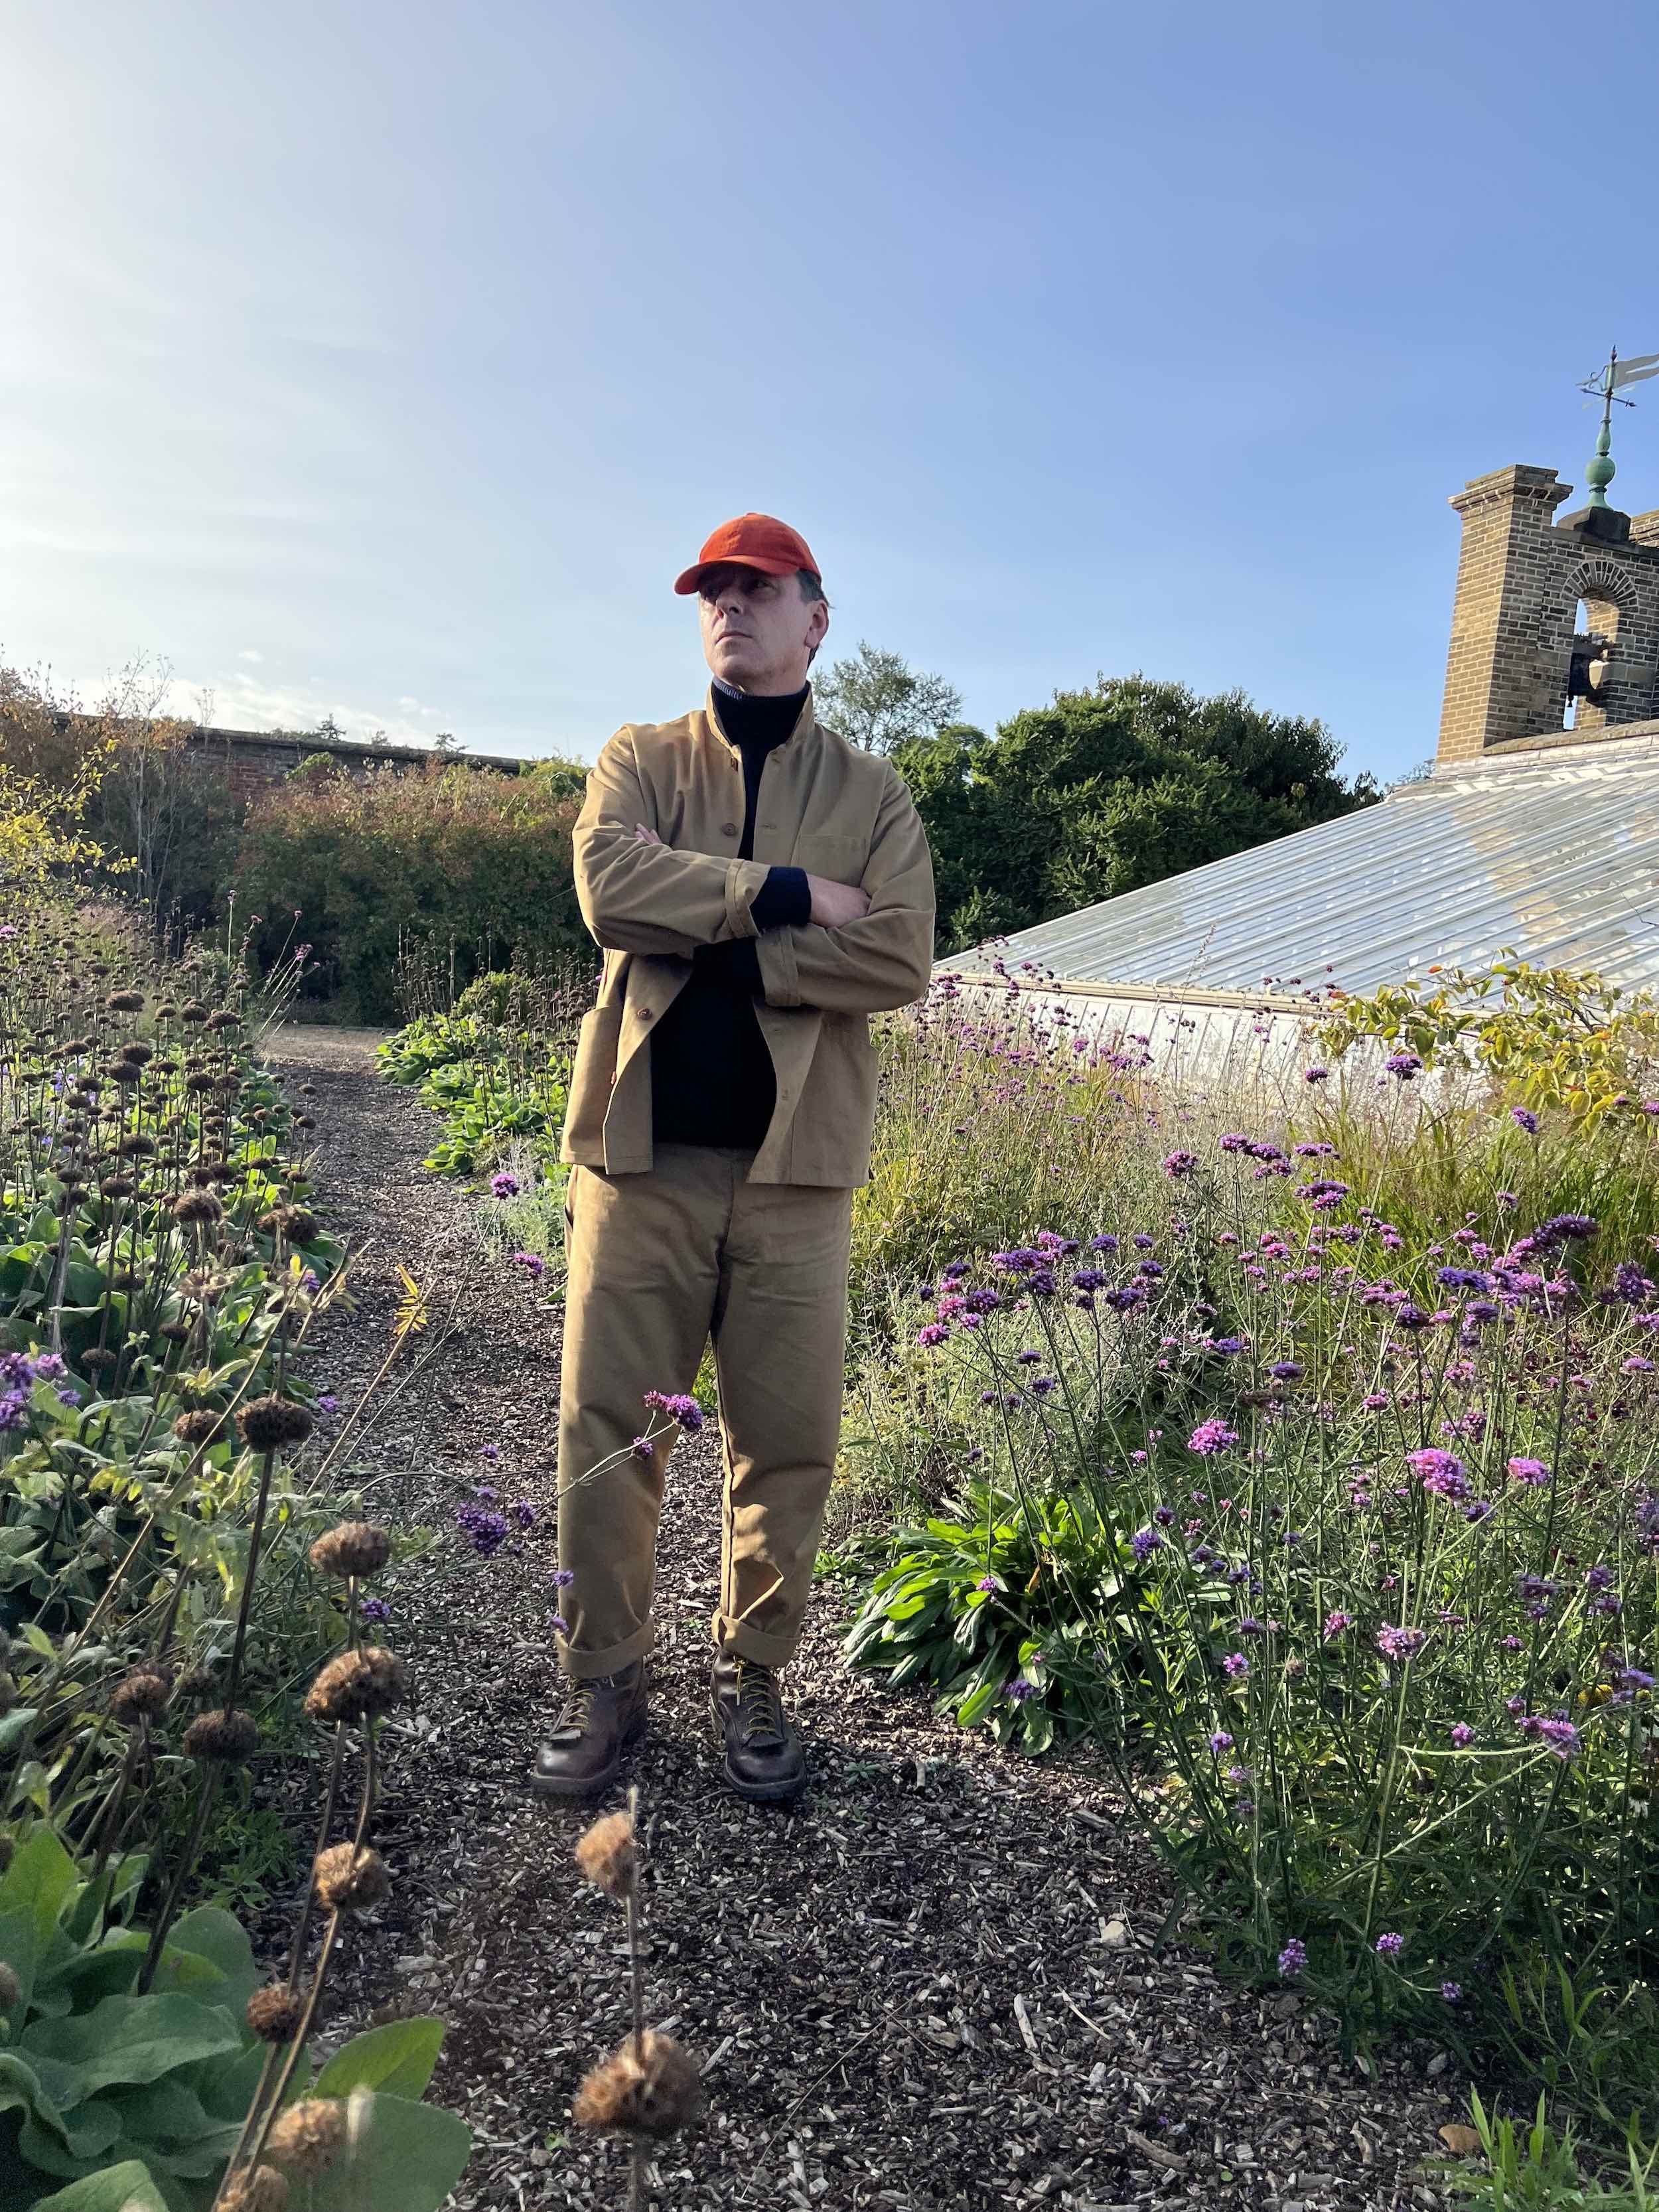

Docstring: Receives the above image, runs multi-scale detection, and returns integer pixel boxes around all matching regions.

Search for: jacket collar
[700,682,817,761]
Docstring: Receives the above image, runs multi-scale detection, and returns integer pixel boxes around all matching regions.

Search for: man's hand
[632,824,663,846]
[806,873,871,927]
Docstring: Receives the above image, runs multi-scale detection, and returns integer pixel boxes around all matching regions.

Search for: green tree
[816,641,962,754]
[892,674,1380,955]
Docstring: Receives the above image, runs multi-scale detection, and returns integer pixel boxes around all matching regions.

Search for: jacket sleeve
[573,728,772,958]
[755,769,936,1013]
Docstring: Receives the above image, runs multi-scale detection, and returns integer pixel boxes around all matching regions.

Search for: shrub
[235,760,589,1021]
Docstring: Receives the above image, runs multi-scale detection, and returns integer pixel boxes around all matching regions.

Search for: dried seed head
[575,1810,638,1901]
[173,1407,228,1447]
[155,999,179,1019]
[238,1395,315,1451]
[180,1001,208,1023]
[313,1843,390,1913]
[98,1175,135,1199]
[246,1982,305,2043]
[109,1665,173,1722]
[119,1040,155,1065]
[0,1961,19,2015]
[100,1058,143,1086]
[266,2098,348,2177]
[82,1347,119,1371]
[172,1189,223,1226]
[573,2031,703,2138]
[220,2163,289,2212]
[308,1522,391,1580]
[104,988,145,1013]
[206,1007,242,1031]
[177,1664,219,1699]
[304,1647,407,1726]
[183,1708,259,1764]
[158,1320,193,1344]
[260,1203,320,1246]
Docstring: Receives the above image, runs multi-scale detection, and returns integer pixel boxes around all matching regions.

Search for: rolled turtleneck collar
[711,674,809,749]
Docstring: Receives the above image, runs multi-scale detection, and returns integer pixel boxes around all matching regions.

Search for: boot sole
[528,1708,647,1800]
[709,1691,807,1802]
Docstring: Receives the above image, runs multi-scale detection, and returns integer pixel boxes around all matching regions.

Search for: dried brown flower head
[308,1522,391,1580]
[176,1664,219,1699]
[155,999,179,1019]
[98,1175,135,1199]
[182,1708,259,1764]
[266,2097,347,2177]
[82,1347,119,1372]
[173,1407,228,1447]
[294,1114,317,1130]
[99,1059,142,1086]
[158,1320,193,1345]
[246,1982,305,2043]
[119,1040,155,1065]
[220,2163,289,2211]
[0,1961,20,2016]
[304,1647,407,1726]
[117,1133,157,1158]
[206,1007,242,1031]
[180,1000,209,1023]
[171,1189,223,1227]
[109,1665,173,1722]
[575,1810,638,1901]
[104,988,145,1013]
[313,1843,390,1914]
[573,2031,703,2138]
[238,1395,315,1451]
[259,1203,319,1245]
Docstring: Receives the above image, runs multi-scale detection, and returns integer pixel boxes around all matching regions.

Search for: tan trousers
[555,1145,854,1681]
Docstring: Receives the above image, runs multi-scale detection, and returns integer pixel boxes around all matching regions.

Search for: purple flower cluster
[642,1390,705,1432]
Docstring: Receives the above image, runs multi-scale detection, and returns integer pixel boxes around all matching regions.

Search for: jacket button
[721,822,739,838]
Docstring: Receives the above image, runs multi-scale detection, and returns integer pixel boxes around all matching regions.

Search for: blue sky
[4,0,1657,782]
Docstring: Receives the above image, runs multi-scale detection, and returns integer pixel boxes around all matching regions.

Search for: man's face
[697,564,829,694]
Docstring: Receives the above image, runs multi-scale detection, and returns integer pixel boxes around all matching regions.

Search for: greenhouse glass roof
[936,735,1659,1001]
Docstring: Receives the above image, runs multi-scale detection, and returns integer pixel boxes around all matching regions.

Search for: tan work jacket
[563,687,935,1186]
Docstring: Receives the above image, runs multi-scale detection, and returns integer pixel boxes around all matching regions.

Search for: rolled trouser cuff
[558,1619,657,1681]
[710,1612,802,1669]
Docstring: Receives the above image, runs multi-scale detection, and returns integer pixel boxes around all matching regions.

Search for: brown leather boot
[530,1662,647,1799]
[711,1653,806,1802]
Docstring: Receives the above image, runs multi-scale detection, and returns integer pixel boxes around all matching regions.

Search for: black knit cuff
[750,865,810,932]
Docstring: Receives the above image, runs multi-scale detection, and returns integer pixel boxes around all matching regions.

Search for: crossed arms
[572,729,936,1015]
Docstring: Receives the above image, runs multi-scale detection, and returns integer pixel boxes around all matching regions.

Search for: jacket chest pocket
[792,830,868,887]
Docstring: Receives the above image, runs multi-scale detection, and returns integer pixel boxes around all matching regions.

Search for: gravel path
[268,1043,1461,2212]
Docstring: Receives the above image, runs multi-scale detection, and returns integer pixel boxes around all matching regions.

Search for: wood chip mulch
[262,1031,1463,2211]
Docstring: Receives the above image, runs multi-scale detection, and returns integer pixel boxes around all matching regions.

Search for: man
[532,512,935,1803]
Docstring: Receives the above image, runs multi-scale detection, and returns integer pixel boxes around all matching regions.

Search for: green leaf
[314,2017,445,2102]
[306,2091,471,2212]
[29,2160,171,2211]
[157,1909,259,2012]
[21,1992,241,2105]
[0,1828,80,1959]
[0,1708,38,1751]
[956,1679,1001,1728]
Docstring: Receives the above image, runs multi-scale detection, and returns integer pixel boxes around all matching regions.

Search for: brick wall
[183,727,528,807]
[1435,465,1659,767]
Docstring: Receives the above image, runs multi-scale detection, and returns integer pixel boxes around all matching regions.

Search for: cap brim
[673,553,800,595]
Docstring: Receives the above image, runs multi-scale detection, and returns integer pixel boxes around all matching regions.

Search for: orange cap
[674,512,821,595]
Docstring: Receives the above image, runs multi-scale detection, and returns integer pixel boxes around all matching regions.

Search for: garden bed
[286,1043,1460,2210]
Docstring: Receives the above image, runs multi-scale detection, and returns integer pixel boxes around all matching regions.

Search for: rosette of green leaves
[0,1827,470,2209]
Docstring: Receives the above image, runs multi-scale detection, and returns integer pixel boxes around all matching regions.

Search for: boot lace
[733,1660,784,1746]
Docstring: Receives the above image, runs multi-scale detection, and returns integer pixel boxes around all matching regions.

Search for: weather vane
[1576,344,1659,508]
